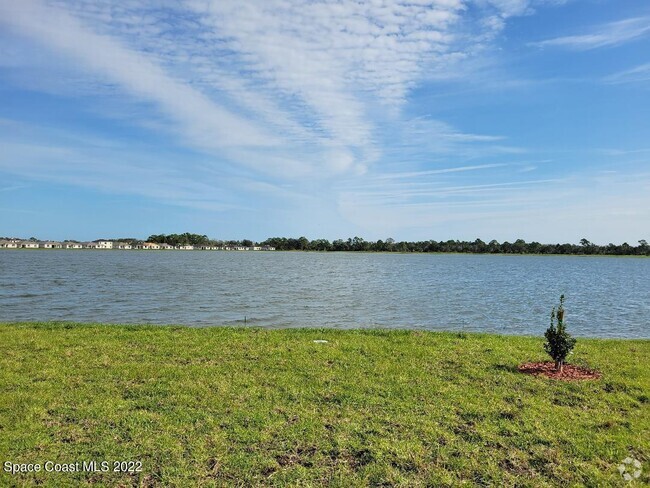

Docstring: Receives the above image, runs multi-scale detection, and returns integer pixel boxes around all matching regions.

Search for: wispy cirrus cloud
[0,117,317,213]
[375,163,508,180]
[0,184,30,192]
[531,16,650,50]
[337,171,650,242]
[604,62,650,84]
[0,1,278,148]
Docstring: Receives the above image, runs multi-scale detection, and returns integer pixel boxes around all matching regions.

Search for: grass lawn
[0,323,648,487]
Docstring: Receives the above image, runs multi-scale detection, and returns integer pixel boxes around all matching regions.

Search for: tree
[331,239,348,251]
[351,236,369,251]
[297,236,310,250]
[311,239,331,251]
[472,238,487,253]
[544,295,576,372]
[373,239,386,252]
[513,238,527,253]
[579,238,595,254]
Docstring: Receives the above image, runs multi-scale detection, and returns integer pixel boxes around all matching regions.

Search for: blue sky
[0,0,648,244]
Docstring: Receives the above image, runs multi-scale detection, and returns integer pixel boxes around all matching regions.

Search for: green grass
[0,323,648,487]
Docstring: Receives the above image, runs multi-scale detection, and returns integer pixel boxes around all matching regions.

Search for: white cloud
[376,163,508,179]
[183,0,472,169]
[480,0,532,18]
[531,16,650,50]
[0,0,278,151]
[604,62,650,84]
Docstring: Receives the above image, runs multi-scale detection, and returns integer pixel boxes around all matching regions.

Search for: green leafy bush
[544,294,577,371]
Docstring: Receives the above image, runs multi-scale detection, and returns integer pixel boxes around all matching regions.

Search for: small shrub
[544,294,576,372]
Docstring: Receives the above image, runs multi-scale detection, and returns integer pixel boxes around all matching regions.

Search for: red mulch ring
[518,361,602,381]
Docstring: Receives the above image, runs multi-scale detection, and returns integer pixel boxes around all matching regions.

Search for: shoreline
[2,321,649,340]
[1,248,649,257]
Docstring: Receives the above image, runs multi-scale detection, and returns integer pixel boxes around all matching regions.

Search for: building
[138,242,161,250]
[0,237,274,251]
[40,241,62,249]
[0,240,18,248]
[19,241,39,249]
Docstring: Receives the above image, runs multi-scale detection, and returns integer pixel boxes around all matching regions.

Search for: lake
[0,251,648,338]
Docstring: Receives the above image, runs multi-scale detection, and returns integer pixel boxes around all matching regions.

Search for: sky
[0,0,648,244]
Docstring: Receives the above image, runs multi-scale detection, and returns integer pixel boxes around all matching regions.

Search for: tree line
[258,237,650,255]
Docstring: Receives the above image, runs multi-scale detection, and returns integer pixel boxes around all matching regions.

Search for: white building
[40,241,62,249]
[138,242,161,250]
[115,242,132,250]
[177,245,194,250]
[0,240,18,248]
[64,242,83,249]
[20,241,39,249]
[95,240,113,249]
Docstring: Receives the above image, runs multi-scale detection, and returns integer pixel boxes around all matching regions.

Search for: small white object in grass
[618,456,642,480]
[313,340,328,344]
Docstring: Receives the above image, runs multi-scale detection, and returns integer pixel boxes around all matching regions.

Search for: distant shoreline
[4,235,647,256]
[1,248,648,257]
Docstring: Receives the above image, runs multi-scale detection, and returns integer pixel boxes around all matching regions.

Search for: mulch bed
[518,361,602,381]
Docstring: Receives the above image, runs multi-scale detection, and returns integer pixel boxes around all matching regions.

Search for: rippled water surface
[0,251,648,337]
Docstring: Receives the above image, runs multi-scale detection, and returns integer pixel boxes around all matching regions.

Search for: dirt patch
[518,361,601,381]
